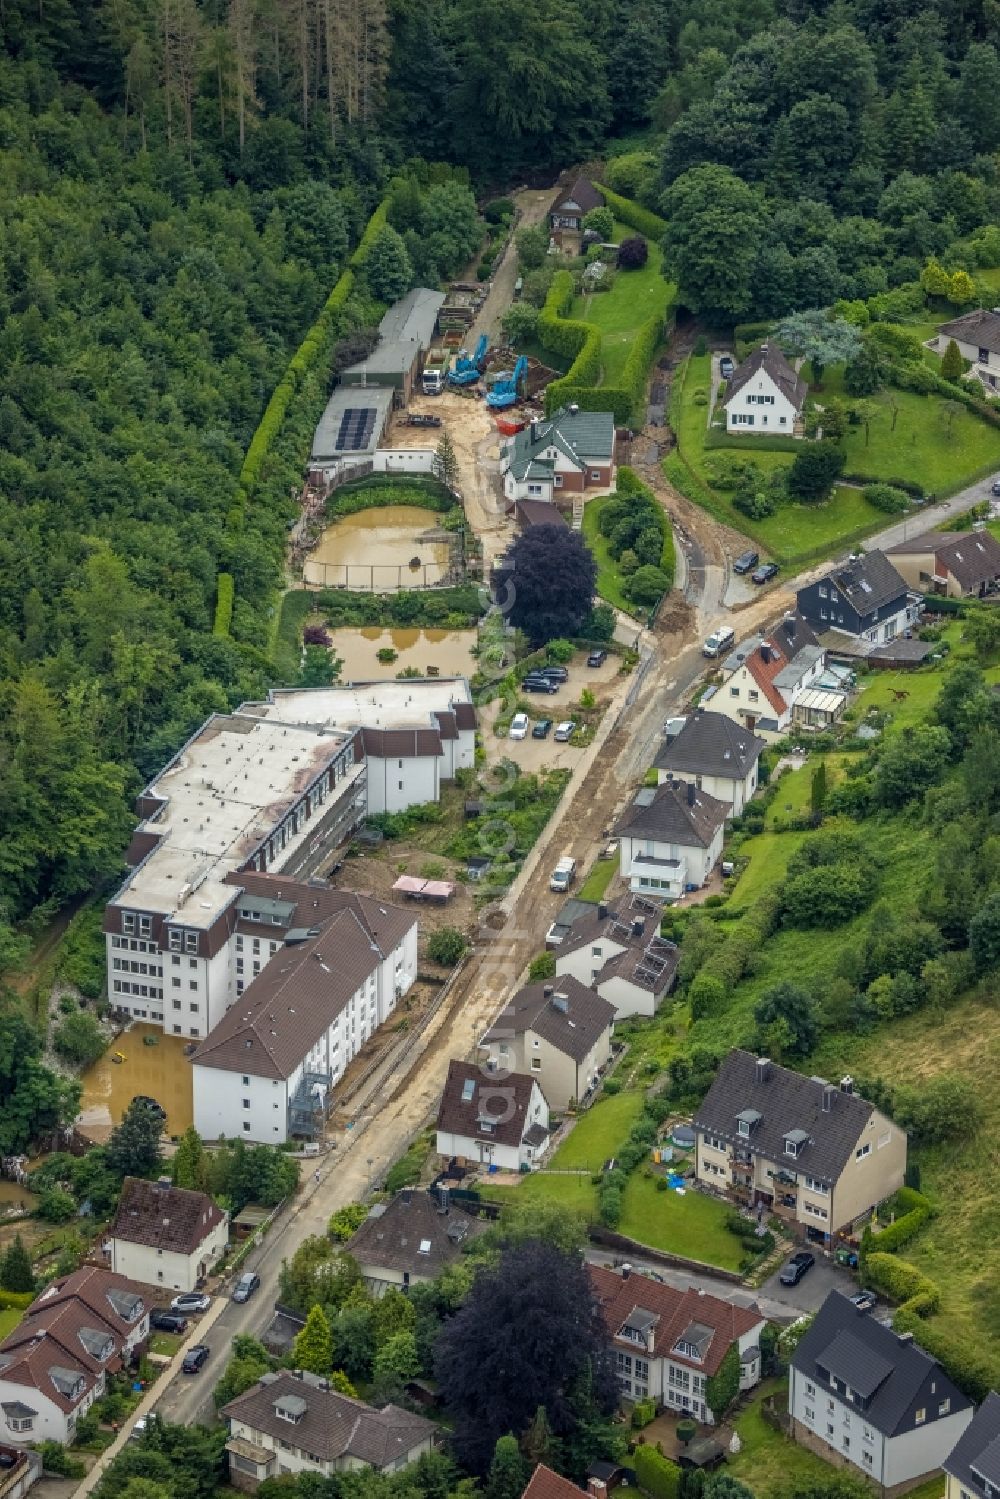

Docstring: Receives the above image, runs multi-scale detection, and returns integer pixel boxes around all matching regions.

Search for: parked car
[131,1095,165,1118]
[702,625,735,659]
[553,720,576,742]
[719,355,735,380]
[779,1251,815,1286]
[406,414,442,428]
[150,1310,188,1334]
[523,674,558,694]
[539,664,568,682]
[752,562,779,585]
[587,649,608,667]
[532,718,553,739]
[991,478,1000,496]
[171,1293,211,1314]
[733,550,760,575]
[509,713,529,741]
[182,1344,210,1374]
[232,1272,261,1304]
[850,1289,877,1312]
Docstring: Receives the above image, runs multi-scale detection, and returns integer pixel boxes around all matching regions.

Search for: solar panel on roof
[335,406,378,452]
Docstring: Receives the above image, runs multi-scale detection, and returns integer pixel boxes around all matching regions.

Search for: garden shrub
[863,483,910,514]
[603,1077,622,1095]
[631,1397,657,1429]
[633,1445,681,1499]
[426,928,467,966]
[705,1343,740,1420]
[618,236,649,270]
[0,1289,34,1310]
[863,1252,940,1314]
[597,184,668,241]
[483,198,514,224]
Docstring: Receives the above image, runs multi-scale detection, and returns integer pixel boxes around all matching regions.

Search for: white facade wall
[109,1219,228,1294]
[437,1081,550,1170]
[193,927,417,1143]
[364,754,440,815]
[372,449,438,474]
[555,938,626,989]
[0,1374,104,1448]
[595,974,658,1019]
[789,1365,973,1491]
[618,825,723,898]
[725,368,799,434]
[228,1415,433,1479]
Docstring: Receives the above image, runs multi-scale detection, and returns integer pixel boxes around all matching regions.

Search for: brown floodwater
[303,506,452,591]
[78,1024,194,1141]
[0,1180,38,1212]
[332,627,477,680]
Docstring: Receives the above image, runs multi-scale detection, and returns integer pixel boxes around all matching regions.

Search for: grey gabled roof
[944,1391,1000,1496]
[817,550,908,617]
[939,306,1000,356]
[481,975,616,1062]
[693,1050,877,1183]
[378,288,446,348]
[551,176,605,217]
[616,778,728,850]
[792,1292,971,1439]
[346,1189,487,1278]
[506,407,615,481]
[653,710,765,781]
[723,343,808,411]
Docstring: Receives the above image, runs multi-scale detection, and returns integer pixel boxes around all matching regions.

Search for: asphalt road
[862,470,1000,551]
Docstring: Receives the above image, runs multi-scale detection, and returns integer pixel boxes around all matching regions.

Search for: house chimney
[822,1083,836,1113]
[687,782,696,807]
[597,903,609,920]
[530,419,539,443]
[756,1057,771,1085]
[621,1263,631,1280]
[401,1189,412,1206]
[588,1481,608,1499]
[437,1184,450,1214]
[897,1331,914,1346]
[760,643,771,664]
[543,983,554,997]
[840,1075,854,1095]
[784,615,795,639]
[631,918,645,938]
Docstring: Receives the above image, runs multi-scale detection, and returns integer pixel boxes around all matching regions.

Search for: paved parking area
[759,1252,859,1315]
[480,652,623,772]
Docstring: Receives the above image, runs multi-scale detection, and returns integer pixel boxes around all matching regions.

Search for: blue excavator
[485,354,528,410]
[448,333,488,387]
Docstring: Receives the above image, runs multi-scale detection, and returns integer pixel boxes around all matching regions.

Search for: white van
[549,854,577,893]
[702,625,735,659]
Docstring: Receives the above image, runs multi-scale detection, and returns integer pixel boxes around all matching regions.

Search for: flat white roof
[255,678,473,732]
[117,713,360,927]
[795,689,846,712]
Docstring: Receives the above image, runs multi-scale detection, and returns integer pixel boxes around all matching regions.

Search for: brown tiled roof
[454,702,476,731]
[523,1466,585,1499]
[433,711,458,741]
[933,531,1000,591]
[190,907,403,1079]
[0,1268,149,1413]
[346,1189,487,1278]
[109,1178,226,1255]
[436,1059,547,1148]
[745,643,788,717]
[361,726,443,759]
[517,498,569,530]
[938,306,1000,356]
[724,343,808,411]
[551,176,604,217]
[616,779,728,849]
[588,1265,763,1374]
[230,873,415,957]
[222,1370,437,1467]
[482,976,615,1063]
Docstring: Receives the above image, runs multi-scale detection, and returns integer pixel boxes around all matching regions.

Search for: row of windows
[744,393,775,404]
[121,913,152,938]
[171,1001,199,1012]
[804,1201,828,1220]
[169,955,199,968]
[110,936,157,953]
[731,686,760,702]
[170,978,200,991]
[112,959,163,976]
[168,929,200,953]
[113,980,163,999]
[731,413,788,426]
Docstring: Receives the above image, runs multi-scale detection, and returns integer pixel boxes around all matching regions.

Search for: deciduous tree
[504,526,597,647]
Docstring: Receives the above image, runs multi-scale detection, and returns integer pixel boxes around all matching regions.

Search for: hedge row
[704,428,802,454]
[863,1187,936,1256]
[540,279,668,424]
[212,572,234,637]
[597,183,668,241]
[687,888,783,1018]
[539,272,602,375]
[215,196,390,636]
[842,472,926,499]
[0,1289,34,1310]
[633,1445,681,1499]
[864,1252,940,1315]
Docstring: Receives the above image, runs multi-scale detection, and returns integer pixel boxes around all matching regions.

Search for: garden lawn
[618,1174,744,1268]
[837,386,1000,497]
[850,659,959,737]
[727,1380,837,1499]
[730,829,809,905]
[0,1308,23,1339]
[582,494,634,614]
[578,857,617,903]
[484,1172,597,1214]
[550,1090,646,1170]
[764,755,852,829]
[572,230,674,386]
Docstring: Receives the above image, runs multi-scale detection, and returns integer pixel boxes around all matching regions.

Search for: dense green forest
[4,0,1000,959]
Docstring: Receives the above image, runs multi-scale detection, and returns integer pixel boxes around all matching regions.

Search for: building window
[172,978,180,989]
[243,1099,251,1110]
[189,981,198,991]
[863,1452,873,1468]
[939,1399,951,1416]
[243,1122,251,1132]
[7,1414,33,1432]
[531,1058,542,1070]
[749,690,759,702]
[242,1075,249,1085]
[805,1407,815,1422]
[139,915,152,938]
[804,1176,828,1194]
[915,1408,926,1425]
[173,1025,182,1034]
[122,913,136,935]
[184,931,198,953]
[591,470,601,481]
[189,1003,199,1013]
[863,1427,874,1443]
[856,1143,871,1161]
[979,347,989,363]
[172,1000,181,1011]
[805,1383,815,1397]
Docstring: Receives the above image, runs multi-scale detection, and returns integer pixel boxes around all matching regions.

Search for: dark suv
[733,550,760,575]
[522,674,558,694]
[232,1272,261,1304]
[779,1251,815,1286]
[150,1310,187,1334]
[182,1345,210,1374]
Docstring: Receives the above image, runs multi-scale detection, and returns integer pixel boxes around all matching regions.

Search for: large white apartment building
[103,680,473,1039]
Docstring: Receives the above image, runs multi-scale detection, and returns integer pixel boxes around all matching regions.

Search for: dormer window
[738,1119,750,1138]
[736,1109,761,1139]
[783,1129,809,1158]
[274,1395,307,1424]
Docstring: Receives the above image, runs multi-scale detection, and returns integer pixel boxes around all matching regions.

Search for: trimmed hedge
[863,1252,940,1315]
[351,198,390,268]
[212,572,234,637]
[540,276,668,424]
[597,183,668,241]
[633,1446,681,1499]
[0,1289,33,1310]
[842,472,926,499]
[704,429,802,454]
[864,1187,935,1256]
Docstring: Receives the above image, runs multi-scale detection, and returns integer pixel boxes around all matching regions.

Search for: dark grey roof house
[938,307,1000,357]
[549,176,605,231]
[223,1370,439,1483]
[723,344,808,413]
[617,778,728,850]
[345,1189,487,1294]
[797,550,911,646]
[654,710,765,815]
[944,1390,1000,1499]
[789,1292,972,1493]
[693,1051,907,1237]
[480,975,616,1109]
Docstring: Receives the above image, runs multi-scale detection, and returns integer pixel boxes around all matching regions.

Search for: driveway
[469,185,557,346]
[586,1246,812,1322]
[758,1252,858,1316]
[863,471,1000,551]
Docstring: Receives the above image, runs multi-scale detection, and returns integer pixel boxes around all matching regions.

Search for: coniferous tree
[0,1235,35,1294]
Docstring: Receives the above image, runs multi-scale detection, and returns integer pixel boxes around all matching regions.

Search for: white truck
[421,347,451,395]
[549,853,577,893]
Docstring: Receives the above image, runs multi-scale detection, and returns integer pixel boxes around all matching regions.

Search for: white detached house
[723,344,807,436]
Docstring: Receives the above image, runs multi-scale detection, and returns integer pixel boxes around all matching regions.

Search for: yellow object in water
[112,1051,126,1064]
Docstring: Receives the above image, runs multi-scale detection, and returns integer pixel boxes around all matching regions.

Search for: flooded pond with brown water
[303,506,452,591]
[330,627,477,681]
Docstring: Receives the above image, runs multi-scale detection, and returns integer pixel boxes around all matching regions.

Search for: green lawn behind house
[578,857,618,903]
[550,1090,646,1170]
[618,1174,744,1268]
[582,494,634,614]
[484,1172,598,1214]
[0,1308,23,1339]
[727,1381,840,1498]
[572,228,675,386]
